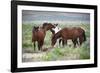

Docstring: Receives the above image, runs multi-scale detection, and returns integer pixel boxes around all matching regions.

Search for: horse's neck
[55,28,61,33]
[50,29,55,35]
[42,26,48,32]
[41,28,46,35]
[38,27,46,35]
[57,32,61,38]
[54,31,61,40]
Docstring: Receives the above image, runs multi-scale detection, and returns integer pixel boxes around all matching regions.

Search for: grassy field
[22,22,90,62]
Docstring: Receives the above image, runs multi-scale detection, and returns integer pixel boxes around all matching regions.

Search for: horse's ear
[37,26,39,29]
[34,26,37,29]
[54,24,56,26]
[54,24,58,26]
[56,24,58,26]
[33,26,35,29]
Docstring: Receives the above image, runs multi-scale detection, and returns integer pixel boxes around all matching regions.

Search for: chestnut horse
[32,26,45,51]
[51,27,86,47]
[32,23,55,51]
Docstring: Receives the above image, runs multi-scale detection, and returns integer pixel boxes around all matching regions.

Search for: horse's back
[61,27,78,34]
[61,27,81,39]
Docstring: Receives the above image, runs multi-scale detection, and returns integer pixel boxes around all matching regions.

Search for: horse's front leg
[37,41,41,51]
[62,39,66,47]
[65,40,67,46]
[59,39,62,47]
[40,41,44,51]
[33,42,36,51]
[37,41,40,51]
[38,41,44,51]
[79,36,84,46]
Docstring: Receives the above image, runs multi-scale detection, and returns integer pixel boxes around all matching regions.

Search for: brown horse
[51,24,72,47]
[61,27,86,47]
[32,26,45,51]
[32,23,55,51]
[51,27,86,47]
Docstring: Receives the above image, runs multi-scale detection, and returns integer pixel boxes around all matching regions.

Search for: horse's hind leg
[65,40,67,46]
[76,38,80,46]
[74,39,79,46]
[40,41,44,51]
[62,39,65,47]
[79,36,84,46]
[62,39,67,47]
[38,42,41,51]
[38,41,43,51]
[72,39,77,48]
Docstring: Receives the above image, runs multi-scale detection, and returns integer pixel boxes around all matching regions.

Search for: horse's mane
[42,23,48,28]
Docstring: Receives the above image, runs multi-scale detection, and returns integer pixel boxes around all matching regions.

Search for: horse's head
[33,26,39,32]
[54,23,58,27]
[42,23,55,31]
[51,24,61,34]
[42,23,48,29]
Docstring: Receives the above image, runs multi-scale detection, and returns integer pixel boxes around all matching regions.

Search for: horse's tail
[83,31,86,42]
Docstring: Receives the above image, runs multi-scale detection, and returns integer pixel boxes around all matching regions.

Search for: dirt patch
[22,47,53,62]
[22,52,46,62]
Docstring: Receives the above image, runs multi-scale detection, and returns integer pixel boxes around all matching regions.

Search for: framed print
[11,1,97,72]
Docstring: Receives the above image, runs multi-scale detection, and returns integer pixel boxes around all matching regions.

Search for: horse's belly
[63,35,73,39]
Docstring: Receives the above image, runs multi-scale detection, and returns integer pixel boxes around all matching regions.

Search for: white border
[17,5,94,68]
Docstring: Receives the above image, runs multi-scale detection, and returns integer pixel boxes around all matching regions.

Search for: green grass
[22,23,90,61]
[42,41,90,61]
